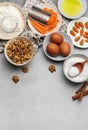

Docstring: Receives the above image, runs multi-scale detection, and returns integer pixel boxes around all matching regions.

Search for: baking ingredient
[1,16,17,32]
[72,81,88,101]
[46,43,60,57]
[75,22,80,29]
[80,28,84,36]
[70,30,76,36]
[84,31,88,35]
[30,8,59,34]
[12,75,19,83]
[6,38,33,64]
[50,32,63,44]
[22,67,29,73]
[85,22,88,29]
[85,39,88,42]
[79,21,84,28]
[0,4,25,35]
[64,56,88,82]
[68,66,79,77]
[61,0,82,17]
[79,39,84,45]
[83,34,88,39]
[74,36,80,42]
[69,20,88,46]
[73,26,79,33]
[59,42,71,57]
[48,64,56,73]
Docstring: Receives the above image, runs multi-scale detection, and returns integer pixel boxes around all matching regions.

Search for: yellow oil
[61,0,82,17]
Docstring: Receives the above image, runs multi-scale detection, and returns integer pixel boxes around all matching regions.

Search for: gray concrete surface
[0,0,88,130]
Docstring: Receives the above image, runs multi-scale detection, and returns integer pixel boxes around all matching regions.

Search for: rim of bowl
[4,36,34,66]
[63,53,88,83]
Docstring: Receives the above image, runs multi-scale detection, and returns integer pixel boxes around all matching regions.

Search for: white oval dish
[58,0,87,19]
[63,54,88,83]
[28,4,62,36]
[67,17,88,48]
[43,31,74,61]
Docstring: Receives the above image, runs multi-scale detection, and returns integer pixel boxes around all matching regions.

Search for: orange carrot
[85,22,88,29]
[79,22,84,28]
[84,31,88,35]
[30,8,59,34]
[80,28,84,36]
[70,30,76,36]
[85,39,88,42]
[30,20,47,34]
[83,34,88,39]
[80,39,84,45]
[75,22,80,29]
[73,26,79,33]
[74,36,80,42]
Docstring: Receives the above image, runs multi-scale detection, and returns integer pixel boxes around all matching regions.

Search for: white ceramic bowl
[58,0,87,19]
[43,31,74,61]
[63,54,88,83]
[4,37,34,66]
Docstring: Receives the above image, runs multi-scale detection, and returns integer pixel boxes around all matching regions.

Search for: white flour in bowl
[0,3,26,39]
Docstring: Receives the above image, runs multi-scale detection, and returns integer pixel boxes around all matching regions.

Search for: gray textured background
[0,0,88,130]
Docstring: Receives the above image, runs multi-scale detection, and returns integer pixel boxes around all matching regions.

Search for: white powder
[2,16,17,32]
[0,5,25,34]
[68,66,79,77]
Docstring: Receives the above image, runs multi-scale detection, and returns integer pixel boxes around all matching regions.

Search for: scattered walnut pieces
[48,64,56,73]
[7,38,33,64]
[22,66,29,73]
[12,75,19,83]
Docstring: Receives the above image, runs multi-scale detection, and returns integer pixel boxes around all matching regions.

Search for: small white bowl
[4,37,34,66]
[43,31,74,61]
[58,0,87,19]
[63,54,88,83]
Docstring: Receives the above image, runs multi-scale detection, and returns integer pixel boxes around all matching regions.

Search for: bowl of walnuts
[4,37,34,66]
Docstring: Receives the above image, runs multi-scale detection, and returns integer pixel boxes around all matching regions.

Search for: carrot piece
[80,28,84,36]
[75,22,80,29]
[70,30,76,36]
[84,31,88,35]
[30,20,47,34]
[79,39,84,45]
[85,39,88,42]
[85,22,88,29]
[79,22,84,28]
[74,36,80,42]
[73,26,79,33]
[83,34,88,39]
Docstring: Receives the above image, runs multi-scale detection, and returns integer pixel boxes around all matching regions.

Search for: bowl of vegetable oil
[58,0,87,19]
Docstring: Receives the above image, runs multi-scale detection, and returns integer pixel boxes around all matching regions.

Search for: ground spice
[12,75,19,83]
[48,65,56,73]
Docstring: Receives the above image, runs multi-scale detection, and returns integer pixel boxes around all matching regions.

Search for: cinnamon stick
[79,81,88,101]
[72,90,88,101]
[76,81,88,94]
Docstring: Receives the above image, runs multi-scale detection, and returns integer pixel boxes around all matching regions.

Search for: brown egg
[50,32,64,45]
[46,43,60,57]
[60,42,71,57]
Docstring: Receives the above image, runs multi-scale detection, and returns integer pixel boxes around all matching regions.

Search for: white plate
[63,54,88,83]
[43,31,74,61]
[0,2,26,40]
[28,4,62,36]
[58,0,87,19]
[67,17,88,48]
